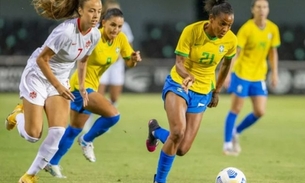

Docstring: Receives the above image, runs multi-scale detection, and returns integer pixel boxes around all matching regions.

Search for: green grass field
[0,93,304,183]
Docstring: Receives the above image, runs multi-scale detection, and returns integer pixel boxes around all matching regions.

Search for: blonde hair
[32,0,91,20]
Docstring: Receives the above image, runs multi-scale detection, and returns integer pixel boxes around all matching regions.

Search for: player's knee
[106,114,120,127]
[22,130,40,143]
[254,110,264,117]
[169,127,185,143]
[176,148,189,156]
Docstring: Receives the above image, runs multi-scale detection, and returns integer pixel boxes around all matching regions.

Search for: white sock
[16,113,39,143]
[223,142,233,150]
[27,127,65,175]
[83,114,94,133]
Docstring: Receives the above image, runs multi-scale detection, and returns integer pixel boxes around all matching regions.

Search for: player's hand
[271,73,278,88]
[57,85,75,101]
[182,75,194,93]
[208,91,219,108]
[131,51,142,63]
[79,88,89,107]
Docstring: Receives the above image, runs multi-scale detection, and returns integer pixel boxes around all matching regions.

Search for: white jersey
[27,18,101,80]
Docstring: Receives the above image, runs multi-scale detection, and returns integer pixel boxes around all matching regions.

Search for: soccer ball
[215,167,246,183]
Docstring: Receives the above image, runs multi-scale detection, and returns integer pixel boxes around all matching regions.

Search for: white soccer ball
[215,167,246,183]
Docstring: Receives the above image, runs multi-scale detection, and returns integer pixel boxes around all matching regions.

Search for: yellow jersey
[232,19,281,81]
[171,21,237,94]
[70,28,133,91]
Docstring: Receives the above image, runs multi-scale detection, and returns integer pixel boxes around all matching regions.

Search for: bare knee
[25,128,43,140]
[253,110,265,118]
[176,147,190,156]
[168,127,185,144]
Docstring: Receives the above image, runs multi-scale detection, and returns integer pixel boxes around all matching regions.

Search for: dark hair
[250,0,268,18]
[102,8,123,20]
[32,0,93,20]
[204,0,233,16]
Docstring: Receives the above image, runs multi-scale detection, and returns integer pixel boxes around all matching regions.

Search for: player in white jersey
[4,0,102,182]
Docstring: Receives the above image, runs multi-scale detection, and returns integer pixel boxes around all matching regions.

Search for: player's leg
[6,68,45,143]
[175,91,210,156]
[21,95,67,182]
[46,89,92,177]
[235,80,268,134]
[78,91,120,162]
[223,73,247,154]
[153,92,188,183]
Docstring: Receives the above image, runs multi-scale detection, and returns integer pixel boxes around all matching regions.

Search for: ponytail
[32,0,80,20]
[204,0,233,16]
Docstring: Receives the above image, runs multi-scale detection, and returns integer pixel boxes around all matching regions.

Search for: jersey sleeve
[236,24,248,49]
[120,33,134,60]
[86,28,101,56]
[225,35,237,59]
[45,26,70,54]
[271,25,281,48]
[174,25,193,57]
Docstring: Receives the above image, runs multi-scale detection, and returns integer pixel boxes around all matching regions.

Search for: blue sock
[83,115,120,142]
[155,150,175,183]
[154,128,169,144]
[50,126,82,165]
[224,111,237,142]
[236,113,259,134]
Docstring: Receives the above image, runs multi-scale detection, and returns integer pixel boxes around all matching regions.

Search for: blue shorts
[70,88,95,114]
[162,75,212,113]
[227,73,268,97]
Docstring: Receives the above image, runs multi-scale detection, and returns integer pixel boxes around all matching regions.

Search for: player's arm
[268,47,279,87]
[175,54,194,92]
[77,55,89,106]
[36,46,75,100]
[208,57,232,108]
[125,51,142,68]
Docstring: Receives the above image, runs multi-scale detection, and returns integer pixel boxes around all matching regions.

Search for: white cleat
[44,164,67,178]
[78,134,96,162]
[223,148,239,156]
[232,133,242,154]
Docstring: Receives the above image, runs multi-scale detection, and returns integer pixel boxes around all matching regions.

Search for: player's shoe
[232,133,241,154]
[18,173,38,183]
[5,103,23,130]
[78,134,96,162]
[146,119,160,152]
[44,163,67,178]
[223,147,239,156]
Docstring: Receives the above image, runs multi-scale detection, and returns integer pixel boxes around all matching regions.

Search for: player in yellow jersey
[223,0,280,156]
[145,0,237,182]
[44,8,142,178]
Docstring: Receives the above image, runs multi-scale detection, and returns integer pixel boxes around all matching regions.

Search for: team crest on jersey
[85,40,91,48]
[116,47,120,54]
[219,45,225,53]
[268,33,273,39]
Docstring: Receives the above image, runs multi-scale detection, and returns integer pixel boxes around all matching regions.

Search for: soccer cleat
[18,173,38,183]
[223,148,239,156]
[146,119,160,152]
[44,163,67,178]
[5,103,23,130]
[232,133,242,154]
[78,134,96,162]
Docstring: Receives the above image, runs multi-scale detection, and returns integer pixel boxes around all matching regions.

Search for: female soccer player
[145,0,237,182]
[223,0,280,156]
[44,7,141,178]
[83,0,134,132]
[99,0,134,106]
[4,0,102,182]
